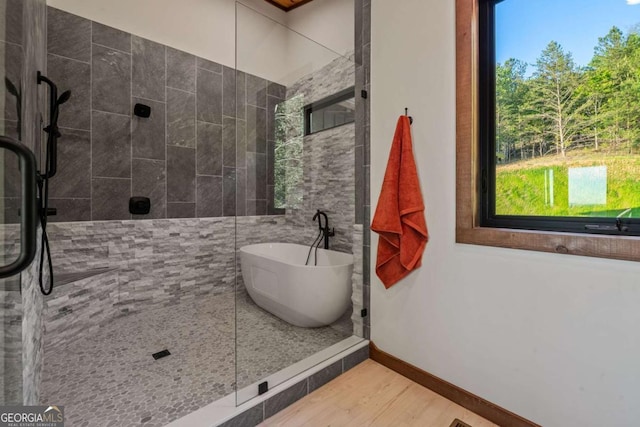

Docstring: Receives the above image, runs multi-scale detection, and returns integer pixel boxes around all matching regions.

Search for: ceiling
[263,0,315,12]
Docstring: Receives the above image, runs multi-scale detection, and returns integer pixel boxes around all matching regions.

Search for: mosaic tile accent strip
[41,291,352,427]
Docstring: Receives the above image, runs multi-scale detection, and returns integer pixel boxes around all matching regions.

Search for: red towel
[371,116,428,288]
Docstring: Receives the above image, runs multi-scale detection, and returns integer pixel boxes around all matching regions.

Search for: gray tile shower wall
[21,0,47,406]
[287,123,355,254]
[246,73,281,217]
[45,7,286,222]
[0,227,44,407]
[284,54,356,254]
[46,218,237,312]
[22,229,46,406]
[0,223,24,405]
[287,54,355,107]
[45,216,303,312]
[43,271,119,352]
[1,0,24,224]
[0,225,20,276]
[0,289,22,404]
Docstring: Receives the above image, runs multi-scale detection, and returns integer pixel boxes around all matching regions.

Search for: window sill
[456,226,640,261]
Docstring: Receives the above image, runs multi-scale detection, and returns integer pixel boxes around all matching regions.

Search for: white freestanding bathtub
[240,243,354,328]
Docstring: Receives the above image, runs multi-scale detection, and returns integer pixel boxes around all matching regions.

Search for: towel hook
[404,108,413,125]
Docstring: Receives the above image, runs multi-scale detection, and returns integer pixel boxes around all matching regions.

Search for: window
[274,95,304,210]
[456,0,640,261]
[304,87,355,135]
[478,0,640,236]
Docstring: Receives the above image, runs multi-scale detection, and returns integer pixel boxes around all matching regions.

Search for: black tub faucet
[313,209,335,249]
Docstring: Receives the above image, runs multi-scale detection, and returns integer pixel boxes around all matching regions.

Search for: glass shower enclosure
[0,0,365,424]
[235,2,364,405]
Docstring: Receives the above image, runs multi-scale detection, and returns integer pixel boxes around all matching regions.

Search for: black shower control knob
[134,103,151,118]
[129,197,151,215]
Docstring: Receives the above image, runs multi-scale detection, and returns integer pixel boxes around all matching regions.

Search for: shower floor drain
[152,349,171,360]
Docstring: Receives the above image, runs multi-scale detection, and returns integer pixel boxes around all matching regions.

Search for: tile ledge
[55,267,118,287]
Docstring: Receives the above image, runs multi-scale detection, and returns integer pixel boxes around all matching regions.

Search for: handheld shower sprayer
[36,72,72,295]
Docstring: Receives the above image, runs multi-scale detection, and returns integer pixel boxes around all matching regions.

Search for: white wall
[47,0,353,86]
[236,3,291,82]
[47,0,284,68]
[370,1,640,426]
[287,0,354,56]
[235,2,343,86]
[282,0,354,86]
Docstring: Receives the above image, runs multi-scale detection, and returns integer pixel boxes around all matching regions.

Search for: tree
[590,27,640,152]
[273,95,304,209]
[495,26,640,160]
[495,59,528,162]
[528,41,588,157]
[579,66,612,150]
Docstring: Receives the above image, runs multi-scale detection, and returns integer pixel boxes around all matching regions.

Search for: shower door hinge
[258,381,269,395]
[361,90,368,99]
[361,308,368,318]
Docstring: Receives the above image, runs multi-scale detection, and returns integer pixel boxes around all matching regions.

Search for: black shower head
[57,90,71,105]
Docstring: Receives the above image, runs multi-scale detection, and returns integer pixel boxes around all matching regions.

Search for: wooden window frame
[455,0,640,262]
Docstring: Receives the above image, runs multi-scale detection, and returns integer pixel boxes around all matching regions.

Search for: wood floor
[260,360,498,427]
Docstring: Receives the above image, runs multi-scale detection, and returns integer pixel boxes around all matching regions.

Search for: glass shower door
[1,0,27,405]
[235,2,362,406]
[0,137,25,405]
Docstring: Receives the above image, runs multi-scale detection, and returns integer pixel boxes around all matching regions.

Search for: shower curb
[166,339,369,427]
[218,342,369,427]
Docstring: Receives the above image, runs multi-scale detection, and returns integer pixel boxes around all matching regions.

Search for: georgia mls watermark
[0,406,64,427]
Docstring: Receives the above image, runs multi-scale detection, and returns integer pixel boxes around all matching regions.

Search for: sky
[496,0,640,71]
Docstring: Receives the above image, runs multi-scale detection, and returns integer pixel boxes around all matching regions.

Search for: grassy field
[496,153,640,218]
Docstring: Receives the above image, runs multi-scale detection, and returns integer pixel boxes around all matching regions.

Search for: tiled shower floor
[41,291,351,427]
